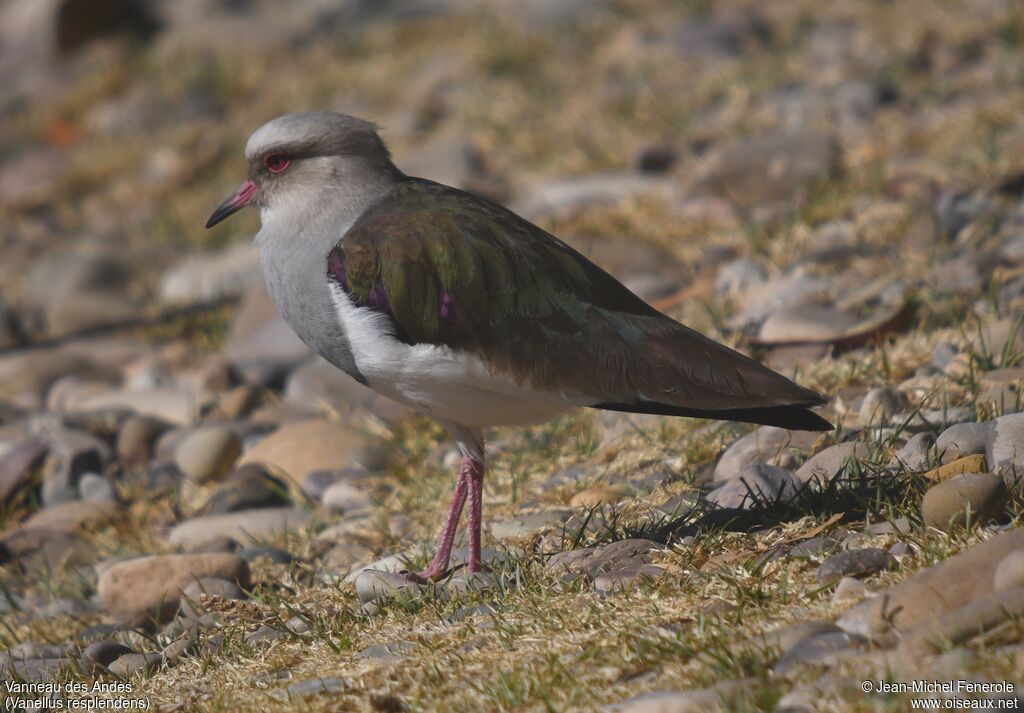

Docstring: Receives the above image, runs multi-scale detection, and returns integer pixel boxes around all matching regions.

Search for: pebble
[796,442,870,486]
[39,424,108,506]
[161,636,198,663]
[889,432,934,471]
[713,426,818,481]
[116,415,171,466]
[936,422,992,463]
[322,480,372,514]
[108,652,162,678]
[592,565,666,593]
[987,413,1024,482]
[302,468,359,501]
[546,539,661,582]
[788,533,845,559]
[97,553,250,626]
[757,304,859,345]
[921,472,1008,532]
[772,630,865,675]
[714,258,767,296]
[0,438,46,505]
[179,577,245,618]
[994,551,1024,591]
[280,677,348,699]
[704,463,800,510]
[569,485,630,508]
[354,570,425,605]
[239,419,369,484]
[858,386,907,426]
[174,425,241,484]
[195,463,291,516]
[356,640,415,664]
[831,576,872,607]
[838,528,1024,641]
[817,548,897,586]
[611,679,754,713]
[166,507,311,549]
[78,472,116,503]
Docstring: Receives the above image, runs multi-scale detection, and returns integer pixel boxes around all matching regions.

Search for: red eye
[264,153,291,173]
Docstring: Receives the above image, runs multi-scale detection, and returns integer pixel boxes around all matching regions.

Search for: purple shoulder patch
[327,249,347,289]
[439,288,458,325]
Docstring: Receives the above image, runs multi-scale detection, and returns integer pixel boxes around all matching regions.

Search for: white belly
[328,283,570,429]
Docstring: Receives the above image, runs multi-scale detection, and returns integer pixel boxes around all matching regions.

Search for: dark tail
[592,399,833,431]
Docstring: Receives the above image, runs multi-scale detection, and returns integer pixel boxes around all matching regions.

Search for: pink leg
[415,457,470,581]
[465,455,485,573]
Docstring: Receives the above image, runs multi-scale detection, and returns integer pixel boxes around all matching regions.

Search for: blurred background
[1,0,1024,706]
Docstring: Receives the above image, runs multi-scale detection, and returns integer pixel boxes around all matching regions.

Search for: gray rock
[195,463,291,516]
[116,415,172,467]
[937,422,992,463]
[889,432,934,471]
[858,386,908,426]
[773,631,865,675]
[994,551,1024,592]
[38,423,109,506]
[354,570,425,605]
[108,652,162,678]
[174,425,241,484]
[987,413,1024,483]
[714,258,767,296]
[237,545,294,565]
[512,173,674,220]
[921,472,1008,532]
[167,507,312,549]
[301,468,358,501]
[713,426,818,481]
[757,304,860,344]
[592,565,666,593]
[158,243,259,305]
[796,442,870,486]
[546,539,661,582]
[322,480,371,514]
[610,679,755,713]
[443,571,498,598]
[788,533,846,559]
[704,463,800,510]
[160,636,198,663]
[356,640,416,664]
[755,620,841,653]
[180,577,245,618]
[0,437,46,505]
[831,576,872,606]
[281,676,347,699]
[817,548,898,586]
[78,472,116,503]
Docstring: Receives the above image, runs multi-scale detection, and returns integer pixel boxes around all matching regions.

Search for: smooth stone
[354,570,425,605]
[713,426,818,481]
[897,586,1024,661]
[831,576,872,606]
[0,438,46,505]
[610,679,754,713]
[592,565,666,593]
[547,539,661,581]
[116,415,172,466]
[38,424,108,506]
[755,620,841,654]
[714,258,767,296]
[322,480,371,514]
[108,652,162,678]
[837,528,1024,641]
[65,387,205,426]
[704,463,799,510]
[97,553,250,626]
[19,499,116,532]
[356,640,416,664]
[937,422,992,463]
[921,473,1008,532]
[3,641,63,662]
[443,571,498,598]
[5,657,69,683]
[81,640,131,674]
[345,553,410,584]
[78,472,116,503]
[796,442,870,486]
[167,507,312,549]
[490,509,573,540]
[994,551,1024,591]
[157,242,259,305]
[772,631,864,675]
[788,533,845,558]
[757,304,859,344]
[174,425,241,484]
[237,545,295,565]
[302,468,360,501]
[180,577,245,618]
[987,413,1024,483]
[889,432,934,471]
[817,548,897,586]
[282,677,348,698]
[161,636,198,662]
[195,463,291,516]
[858,386,908,426]
[239,419,369,483]
[511,172,673,219]
[922,454,988,482]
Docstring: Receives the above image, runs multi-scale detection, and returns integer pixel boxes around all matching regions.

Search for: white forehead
[245,116,300,160]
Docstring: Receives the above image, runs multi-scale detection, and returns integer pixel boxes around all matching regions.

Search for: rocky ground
[1,0,1024,710]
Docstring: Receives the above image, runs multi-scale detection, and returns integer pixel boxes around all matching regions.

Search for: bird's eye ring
[264,153,291,174]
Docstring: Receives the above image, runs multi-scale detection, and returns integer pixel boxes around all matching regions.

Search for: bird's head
[205,111,399,229]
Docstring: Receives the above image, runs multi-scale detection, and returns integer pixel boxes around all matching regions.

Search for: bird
[206,111,831,581]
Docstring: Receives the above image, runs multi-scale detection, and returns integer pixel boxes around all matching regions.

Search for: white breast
[326,282,569,429]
